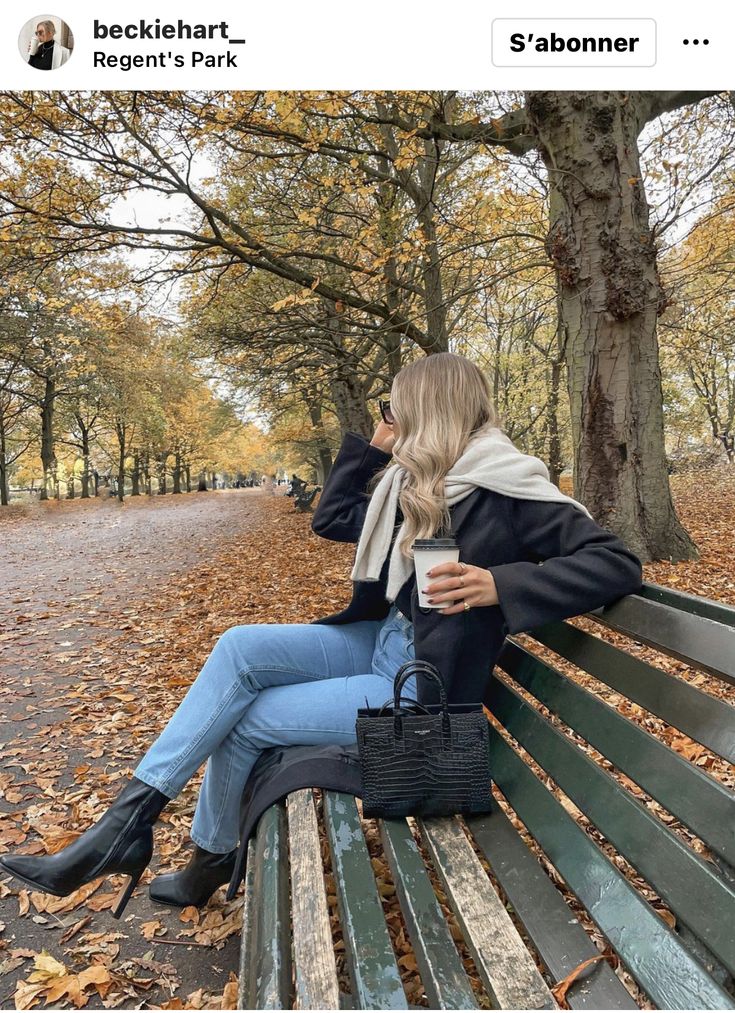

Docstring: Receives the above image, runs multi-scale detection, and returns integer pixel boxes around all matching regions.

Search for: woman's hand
[370,420,396,455]
[423,561,499,615]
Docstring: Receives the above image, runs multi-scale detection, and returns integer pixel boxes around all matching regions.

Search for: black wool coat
[225,431,644,900]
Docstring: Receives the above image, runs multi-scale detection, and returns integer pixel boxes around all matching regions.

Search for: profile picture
[18,15,74,70]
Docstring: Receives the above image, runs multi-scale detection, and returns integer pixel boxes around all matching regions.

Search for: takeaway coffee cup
[28,35,40,56]
[412,538,460,608]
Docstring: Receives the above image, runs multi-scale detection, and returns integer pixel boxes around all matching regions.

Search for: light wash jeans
[133,604,416,853]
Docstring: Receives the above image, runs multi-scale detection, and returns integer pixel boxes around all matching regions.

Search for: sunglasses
[379,399,394,425]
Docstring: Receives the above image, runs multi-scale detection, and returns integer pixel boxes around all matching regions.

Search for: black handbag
[355,659,493,819]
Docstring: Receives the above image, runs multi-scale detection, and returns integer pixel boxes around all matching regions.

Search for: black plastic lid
[412,538,458,549]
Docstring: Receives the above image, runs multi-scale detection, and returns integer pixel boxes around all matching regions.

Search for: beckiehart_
[93,20,231,40]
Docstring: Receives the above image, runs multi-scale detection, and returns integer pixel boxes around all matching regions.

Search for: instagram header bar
[2,0,731,88]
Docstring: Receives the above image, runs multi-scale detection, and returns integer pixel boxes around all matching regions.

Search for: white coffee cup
[412,538,460,608]
[29,36,40,56]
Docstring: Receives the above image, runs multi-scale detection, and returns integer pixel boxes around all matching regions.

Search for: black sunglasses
[379,399,394,425]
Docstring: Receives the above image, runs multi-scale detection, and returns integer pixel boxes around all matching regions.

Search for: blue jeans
[133,604,416,852]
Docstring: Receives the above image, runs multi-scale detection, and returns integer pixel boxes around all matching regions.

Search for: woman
[0,353,643,917]
[27,21,72,70]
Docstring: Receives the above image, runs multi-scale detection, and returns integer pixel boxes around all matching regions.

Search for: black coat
[225,431,644,899]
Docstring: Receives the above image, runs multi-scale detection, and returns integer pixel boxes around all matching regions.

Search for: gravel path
[1,490,266,613]
[0,489,275,1010]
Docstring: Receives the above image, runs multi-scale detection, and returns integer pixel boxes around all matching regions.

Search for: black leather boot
[0,777,171,919]
[149,844,238,908]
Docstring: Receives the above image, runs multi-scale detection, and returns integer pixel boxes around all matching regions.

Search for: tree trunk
[376,105,449,351]
[0,410,8,506]
[198,472,207,492]
[131,453,141,496]
[67,476,75,499]
[185,464,191,492]
[80,425,90,498]
[158,452,168,494]
[305,395,333,484]
[39,376,56,502]
[527,90,698,561]
[116,422,126,502]
[324,314,374,438]
[546,354,565,488]
[330,369,374,438]
[0,459,7,506]
[414,159,448,350]
[172,450,182,494]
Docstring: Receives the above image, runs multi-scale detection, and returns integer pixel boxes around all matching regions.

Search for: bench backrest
[488,580,735,1009]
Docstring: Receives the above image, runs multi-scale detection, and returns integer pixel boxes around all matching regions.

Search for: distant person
[27,21,71,70]
[0,353,643,917]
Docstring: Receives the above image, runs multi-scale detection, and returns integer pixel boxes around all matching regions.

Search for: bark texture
[526,90,698,561]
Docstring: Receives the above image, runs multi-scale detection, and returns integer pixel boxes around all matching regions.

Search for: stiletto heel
[0,777,170,913]
[111,864,145,919]
[108,830,153,919]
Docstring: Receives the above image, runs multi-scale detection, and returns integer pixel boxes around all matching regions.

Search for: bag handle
[393,659,448,712]
[390,660,451,745]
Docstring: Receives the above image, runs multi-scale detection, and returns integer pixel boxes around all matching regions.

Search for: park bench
[285,474,323,512]
[236,580,735,1010]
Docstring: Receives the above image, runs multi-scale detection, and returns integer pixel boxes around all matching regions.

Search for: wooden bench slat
[639,581,735,627]
[238,805,291,1010]
[466,805,638,1010]
[237,837,258,1011]
[500,638,735,866]
[488,675,735,975]
[323,792,406,1010]
[486,722,735,1010]
[526,622,735,764]
[587,594,735,686]
[379,818,478,1010]
[287,790,341,1010]
[418,816,557,1010]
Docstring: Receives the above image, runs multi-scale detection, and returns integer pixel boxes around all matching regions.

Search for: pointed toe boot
[149,844,238,908]
[0,776,170,919]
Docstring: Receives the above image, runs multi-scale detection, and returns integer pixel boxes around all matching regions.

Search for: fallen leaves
[29,881,102,915]
[176,906,242,947]
[14,949,113,1010]
[551,953,613,1005]
[2,471,733,1010]
[141,919,167,940]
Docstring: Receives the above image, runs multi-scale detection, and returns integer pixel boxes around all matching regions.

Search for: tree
[659,201,735,464]
[1,90,732,557]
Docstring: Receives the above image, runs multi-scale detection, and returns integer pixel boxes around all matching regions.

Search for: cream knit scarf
[350,422,594,602]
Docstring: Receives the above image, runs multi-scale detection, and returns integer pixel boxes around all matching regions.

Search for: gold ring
[459,575,465,587]
[463,600,470,612]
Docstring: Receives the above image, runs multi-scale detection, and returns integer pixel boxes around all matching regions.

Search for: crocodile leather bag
[355,659,493,819]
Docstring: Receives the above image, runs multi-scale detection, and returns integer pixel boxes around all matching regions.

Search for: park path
[0,488,298,1011]
[1,490,268,613]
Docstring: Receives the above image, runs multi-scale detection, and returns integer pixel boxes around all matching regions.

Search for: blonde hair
[369,352,499,559]
[37,20,56,34]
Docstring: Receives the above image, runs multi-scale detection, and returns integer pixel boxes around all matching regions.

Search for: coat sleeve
[487,497,644,635]
[311,432,393,543]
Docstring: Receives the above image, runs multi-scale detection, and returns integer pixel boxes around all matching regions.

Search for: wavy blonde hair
[369,352,499,559]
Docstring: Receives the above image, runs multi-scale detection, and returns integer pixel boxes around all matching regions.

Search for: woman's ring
[459,575,465,586]
[463,600,471,612]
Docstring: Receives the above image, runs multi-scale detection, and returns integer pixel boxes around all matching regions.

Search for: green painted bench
[237,581,735,1010]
